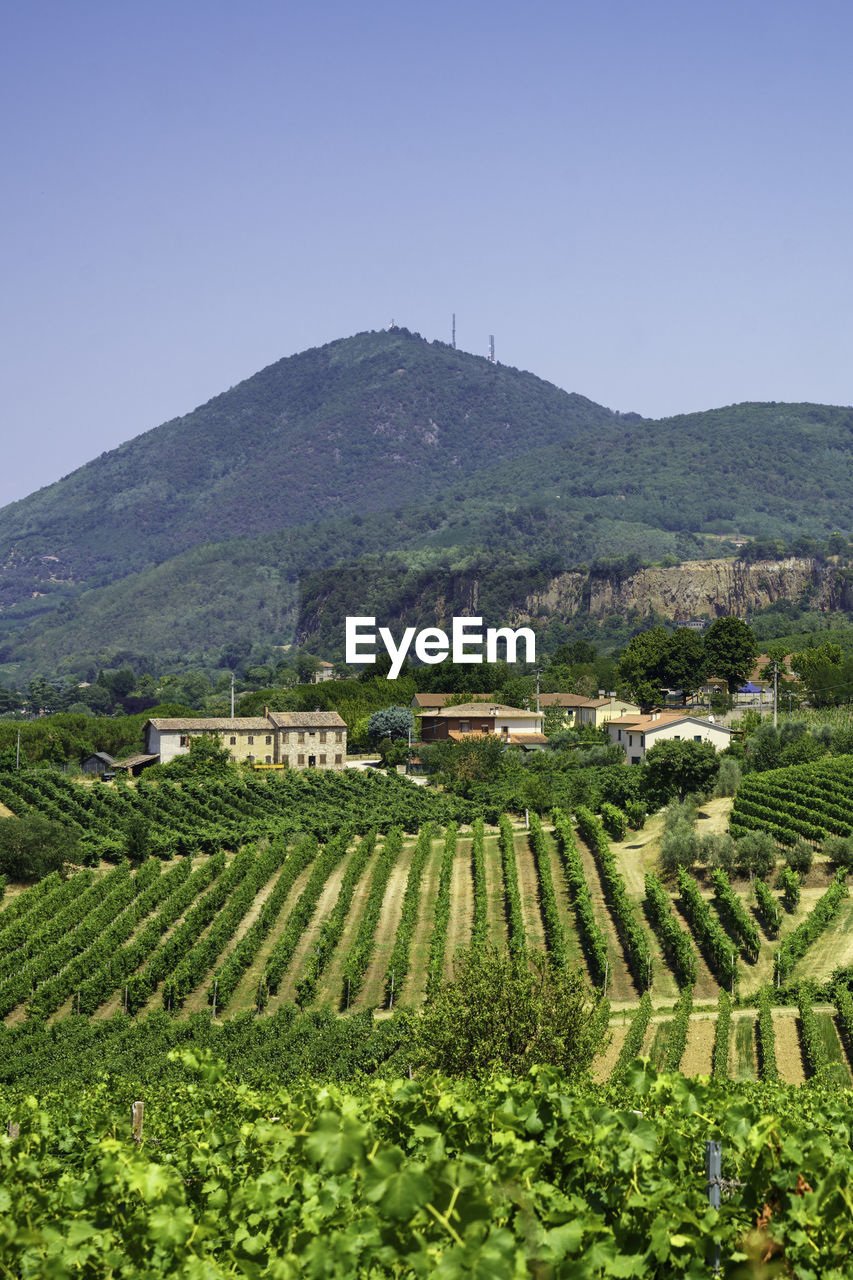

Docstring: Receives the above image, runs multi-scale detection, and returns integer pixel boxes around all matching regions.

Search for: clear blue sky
[2,0,852,507]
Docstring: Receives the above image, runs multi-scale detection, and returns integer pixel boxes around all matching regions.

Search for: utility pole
[773,662,778,728]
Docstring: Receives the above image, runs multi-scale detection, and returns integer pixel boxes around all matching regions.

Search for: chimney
[264,705,269,719]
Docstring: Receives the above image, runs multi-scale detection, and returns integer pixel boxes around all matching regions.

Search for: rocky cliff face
[523,558,853,622]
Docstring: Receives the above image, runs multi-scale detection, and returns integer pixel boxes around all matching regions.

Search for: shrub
[659,819,700,875]
[823,834,853,870]
[625,799,647,830]
[416,946,610,1078]
[785,841,814,875]
[735,830,777,879]
[714,756,742,797]
[700,832,737,873]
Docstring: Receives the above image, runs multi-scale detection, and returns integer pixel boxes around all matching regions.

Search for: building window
[281,731,289,744]
[180,735,189,747]
[265,755,272,764]
[266,735,272,745]
[694,735,702,742]
[482,724,490,732]
[319,731,327,744]
[335,730,342,743]
[247,735,254,745]
[335,753,342,764]
[298,732,305,745]
[459,720,470,733]
[298,753,305,765]
[319,753,326,765]
[230,736,236,745]
[247,754,254,763]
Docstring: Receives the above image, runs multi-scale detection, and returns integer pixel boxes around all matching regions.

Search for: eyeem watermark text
[345,616,535,680]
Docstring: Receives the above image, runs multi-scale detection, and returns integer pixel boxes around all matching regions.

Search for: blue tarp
[738,681,762,693]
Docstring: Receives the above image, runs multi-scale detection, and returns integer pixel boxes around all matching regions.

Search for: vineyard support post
[525,809,529,830]
[705,1140,722,1273]
[131,1101,144,1144]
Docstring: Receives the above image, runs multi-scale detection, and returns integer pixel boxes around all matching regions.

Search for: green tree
[163,733,234,778]
[703,617,758,692]
[0,814,83,882]
[661,628,707,696]
[641,739,720,806]
[616,626,669,709]
[416,946,610,1077]
[124,813,150,864]
[367,705,414,743]
[735,830,776,879]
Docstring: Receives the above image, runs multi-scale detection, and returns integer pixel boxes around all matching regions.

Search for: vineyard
[7,770,853,1274]
[2,771,853,1089]
[729,755,853,845]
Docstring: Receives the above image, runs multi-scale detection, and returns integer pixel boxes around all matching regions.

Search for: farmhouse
[144,710,347,769]
[538,693,640,728]
[418,702,547,747]
[607,712,732,764]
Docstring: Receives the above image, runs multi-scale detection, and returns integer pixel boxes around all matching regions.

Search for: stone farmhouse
[144,709,347,769]
[606,712,731,764]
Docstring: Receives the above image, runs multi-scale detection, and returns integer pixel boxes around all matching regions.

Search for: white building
[607,712,732,765]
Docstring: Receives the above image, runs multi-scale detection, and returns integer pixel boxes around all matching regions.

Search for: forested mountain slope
[2,326,853,674]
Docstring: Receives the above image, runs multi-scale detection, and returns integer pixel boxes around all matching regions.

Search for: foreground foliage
[4,1057,853,1277]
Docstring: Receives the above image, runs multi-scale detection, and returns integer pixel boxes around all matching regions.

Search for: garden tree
[367,705,414,743]
[616,626,668,709]
[162,733,235,778]
[660,628,707,695]
[415,946,610,1077]
[703,616,758,692]
[641,739,720,806]
[0,814,83,882]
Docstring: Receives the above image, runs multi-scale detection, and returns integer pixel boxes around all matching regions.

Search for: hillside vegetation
[4,328,853,675]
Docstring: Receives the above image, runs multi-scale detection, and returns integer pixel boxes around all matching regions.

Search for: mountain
[2,327,853,678]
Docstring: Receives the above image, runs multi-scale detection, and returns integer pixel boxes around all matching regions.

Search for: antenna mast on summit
[452,313,456,349]
[488,335,495,363]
